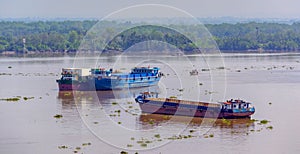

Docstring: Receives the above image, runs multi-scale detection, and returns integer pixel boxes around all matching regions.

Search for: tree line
[0,20,300,53]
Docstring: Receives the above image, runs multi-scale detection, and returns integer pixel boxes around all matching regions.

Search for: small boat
[189,69,199,75]
[56,67,163,91]
[135,92,255,119]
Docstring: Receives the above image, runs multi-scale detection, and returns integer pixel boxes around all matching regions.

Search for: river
[0,53,299,154]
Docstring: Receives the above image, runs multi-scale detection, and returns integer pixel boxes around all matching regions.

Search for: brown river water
[0,53,300,154]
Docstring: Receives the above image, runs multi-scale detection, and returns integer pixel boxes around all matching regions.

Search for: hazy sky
[1,0,300,19]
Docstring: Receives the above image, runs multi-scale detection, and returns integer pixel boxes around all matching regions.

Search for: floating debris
[23,97,34,100]
[178,89,184,92]
[216,66,225,69]
[169,96,177,99]
[58,145,68,149]
[93,122,99,124]
[127,144,133,147]
[199,83,203,86]
[268,102,272,105]
[189,130,195,133]
[236,70,241,72]
[120,151,128,154]
[82,142,91,146]
[201,68,210,71]
[0,73,12,76]
[266,126,273,130]
[53,114,63,119]
[115,110,121,113]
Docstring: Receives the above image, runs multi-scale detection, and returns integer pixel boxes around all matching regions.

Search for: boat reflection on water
[138,113,255,129]
[57,86,255,133]
[57,86,160,108]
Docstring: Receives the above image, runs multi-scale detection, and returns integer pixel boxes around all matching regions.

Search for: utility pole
[23,38,26,57]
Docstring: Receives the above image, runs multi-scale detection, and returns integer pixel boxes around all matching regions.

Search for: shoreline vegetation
[1,20,300,55]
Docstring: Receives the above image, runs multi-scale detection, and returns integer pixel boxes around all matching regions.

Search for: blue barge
[57,67,163,91]
[92,67,163,90]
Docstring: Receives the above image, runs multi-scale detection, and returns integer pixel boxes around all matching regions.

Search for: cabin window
[233,104,239,109]
[225,104,231,109]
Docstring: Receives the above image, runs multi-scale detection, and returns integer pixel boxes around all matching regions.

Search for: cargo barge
[135,92,255,119]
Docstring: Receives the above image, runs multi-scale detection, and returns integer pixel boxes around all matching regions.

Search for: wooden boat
[135,92,255,119]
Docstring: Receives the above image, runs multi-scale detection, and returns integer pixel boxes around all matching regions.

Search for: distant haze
[1,0,300,19]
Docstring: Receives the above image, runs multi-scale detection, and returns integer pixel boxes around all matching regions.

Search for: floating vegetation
[118,122,122,124]
[154,134,161,138]
[169,96,177,99]
[216,66,225,69]
[209,134,214,138]
[0,97,20,101]
[53,114,63,119]
[127,144,133,147]
[266,126,273,130]
[115,110,121,113]
[127,102,133,104]
[93,122,99,124]
[8,66,12,68]
[145,140,152,144]
[221,118,231,125]
[75,147,81,150]
[130,137,135,140]
[112,102,118,105]
[189,130,195,133]
[260,120,269,124]
[58,145,68,149]
[148,119,155,125]
[120,151,128,154]
[140,143,147,147]
[162,115,170,120]
[82,142,91,146]
[23,96,34,100]
[250,119,259,122]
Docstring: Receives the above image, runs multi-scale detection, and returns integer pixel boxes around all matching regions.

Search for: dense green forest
[0,20,300,53]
